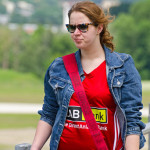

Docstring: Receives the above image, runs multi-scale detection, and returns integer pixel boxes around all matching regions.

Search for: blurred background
[0,0,149,149]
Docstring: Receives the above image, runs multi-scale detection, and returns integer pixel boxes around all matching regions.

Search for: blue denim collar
[104,46,129,69]
[75,46,129,74]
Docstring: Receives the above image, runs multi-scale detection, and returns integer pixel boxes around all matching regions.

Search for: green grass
[0,69,44,103]
[0,114,40,129]
[0,113,40,150]
[142,82,150,108]
[142,117,148,124]
[142,80,150,107]
[0,145,13,150]
[142,91,150,107]
[0,69,150,106]
[0,114,148,130]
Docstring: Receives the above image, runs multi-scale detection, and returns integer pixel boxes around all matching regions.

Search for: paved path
[0,103,42,114]
[0,102,149,117]
[0,128,50,150]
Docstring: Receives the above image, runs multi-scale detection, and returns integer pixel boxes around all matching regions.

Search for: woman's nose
[73,27,81,35]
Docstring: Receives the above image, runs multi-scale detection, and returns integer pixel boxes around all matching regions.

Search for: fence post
[148,103,150,150]
[15,143,31,150]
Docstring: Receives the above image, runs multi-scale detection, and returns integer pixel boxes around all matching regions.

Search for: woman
[31,1,145,150]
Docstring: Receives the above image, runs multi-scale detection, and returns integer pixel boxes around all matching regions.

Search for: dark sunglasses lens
[78,24,88,32]
[66,24,90,33]
[67,25,76,33]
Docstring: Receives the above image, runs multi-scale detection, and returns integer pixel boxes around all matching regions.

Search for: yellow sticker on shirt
[82,108,107,123]
[67,106,107,124]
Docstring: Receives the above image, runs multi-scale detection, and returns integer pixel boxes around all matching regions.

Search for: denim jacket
[38,46,146,150]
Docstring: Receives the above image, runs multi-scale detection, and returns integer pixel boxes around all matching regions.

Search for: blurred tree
[110,3,131,16]
[31,4,62,25]
[0,24,76,78]
[9,0,63,25]
[1,0,150,79]
[129,0,150,22]
[0,2,7,14]
[91,0,102,4]
[10,27,28,70]
[19,26,53,77]
[18,26,76,78]
[51,33,76,57]
[0,27,12,69]
[10,11,29,24]
[0,26,28,70]
[120,0,141,3]
[111,0,150,79]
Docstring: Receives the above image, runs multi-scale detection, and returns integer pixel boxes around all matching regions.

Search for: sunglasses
[66,23,95,33]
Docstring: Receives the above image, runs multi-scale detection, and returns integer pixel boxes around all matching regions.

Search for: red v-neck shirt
[58,61,123,150]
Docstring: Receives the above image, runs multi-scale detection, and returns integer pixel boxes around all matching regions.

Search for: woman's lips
[74,39,82,42]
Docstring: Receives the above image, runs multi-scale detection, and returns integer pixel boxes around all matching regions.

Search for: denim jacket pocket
[113,73,125,87]
[49,77,68,104]
[112,73,125,102]
[50,77,67,88]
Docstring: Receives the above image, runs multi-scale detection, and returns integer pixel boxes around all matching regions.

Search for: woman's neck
[80,43,105,74]
[80,43,105,60]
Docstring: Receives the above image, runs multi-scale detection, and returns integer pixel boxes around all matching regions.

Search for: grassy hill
[0,69,44,103]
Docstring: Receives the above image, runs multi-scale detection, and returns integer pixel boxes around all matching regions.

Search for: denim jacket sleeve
[38,62,59,127]
[120,55,145,135]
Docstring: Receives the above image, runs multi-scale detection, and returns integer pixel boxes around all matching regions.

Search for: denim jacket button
[55,83,58,88]
[117,81,121,85]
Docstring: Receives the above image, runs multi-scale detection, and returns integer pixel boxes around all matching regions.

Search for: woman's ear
[97,24,103,35]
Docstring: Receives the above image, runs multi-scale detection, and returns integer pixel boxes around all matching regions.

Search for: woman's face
[69,11,101,50]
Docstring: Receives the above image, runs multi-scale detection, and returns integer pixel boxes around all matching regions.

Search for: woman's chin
[75,44,84,49]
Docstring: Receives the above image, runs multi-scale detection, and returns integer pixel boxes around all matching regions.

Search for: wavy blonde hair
[68,1,115,51]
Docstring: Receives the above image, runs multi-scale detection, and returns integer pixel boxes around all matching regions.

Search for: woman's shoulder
[113,51,140,78]
[113,51,137,70]
[104,46,132,63]
[113,51,131,62]
[46,56,71,81]
[47,57,64,73]
[48,50,79,72]
[105,47,134,68]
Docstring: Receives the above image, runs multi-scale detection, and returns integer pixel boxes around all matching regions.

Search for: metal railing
[15,143,31,150]
[143,103,150,150]
[143,122,150,135]
[15,104,150,150]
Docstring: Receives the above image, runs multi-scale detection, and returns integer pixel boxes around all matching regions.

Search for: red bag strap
[63,53,108,150]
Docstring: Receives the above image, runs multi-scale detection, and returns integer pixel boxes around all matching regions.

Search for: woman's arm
[125,134,140,150]
[31,120,52,150]
[120,55,145,149]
